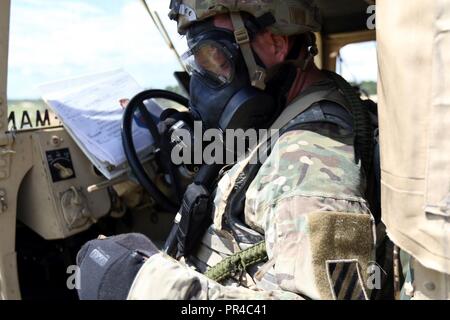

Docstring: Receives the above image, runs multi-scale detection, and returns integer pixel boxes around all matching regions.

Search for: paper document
[38,69,161,179]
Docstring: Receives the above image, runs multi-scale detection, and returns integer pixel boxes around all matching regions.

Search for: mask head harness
[229,11,268,90]
[226,12,318,88]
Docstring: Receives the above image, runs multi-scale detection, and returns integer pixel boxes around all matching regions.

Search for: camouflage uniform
[127,87,375,300]
[126,0,375,300]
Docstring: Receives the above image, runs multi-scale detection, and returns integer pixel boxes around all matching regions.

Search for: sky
[7,0,377,100]
[338,41,377,84]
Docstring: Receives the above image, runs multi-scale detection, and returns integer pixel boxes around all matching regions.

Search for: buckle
[234,28,250,44]
[251,70,266,90]
[253,70,265,82]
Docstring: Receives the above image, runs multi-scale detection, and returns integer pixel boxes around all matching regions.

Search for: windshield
[7,0,187,131]
[337,40,378,101]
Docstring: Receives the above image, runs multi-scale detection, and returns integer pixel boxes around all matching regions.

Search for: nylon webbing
[230,12,266,90]
[269,83,337,131]
[205,241,268,283]
[324,71,374,176]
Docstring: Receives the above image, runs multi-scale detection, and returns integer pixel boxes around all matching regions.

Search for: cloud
[8,0,187,99]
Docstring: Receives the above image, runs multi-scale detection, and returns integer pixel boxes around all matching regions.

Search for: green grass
[8,99,46,109]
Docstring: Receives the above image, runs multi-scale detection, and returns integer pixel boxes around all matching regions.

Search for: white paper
[38,69,160,179]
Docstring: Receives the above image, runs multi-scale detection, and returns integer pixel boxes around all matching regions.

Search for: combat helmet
[169,0,322,89]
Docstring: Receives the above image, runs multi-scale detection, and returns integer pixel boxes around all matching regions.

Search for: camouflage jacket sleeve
[244,121,375,299]
[127,252,303,300]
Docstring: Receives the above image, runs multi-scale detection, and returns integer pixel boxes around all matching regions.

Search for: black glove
[157,108,195,151]
[76,233,158,300]
[157,109,196,201]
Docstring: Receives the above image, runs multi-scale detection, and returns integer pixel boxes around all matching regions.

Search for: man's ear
[271,34,290,63]
[252,31,290,67]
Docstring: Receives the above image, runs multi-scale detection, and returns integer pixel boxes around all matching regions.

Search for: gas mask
[182,24,276,132]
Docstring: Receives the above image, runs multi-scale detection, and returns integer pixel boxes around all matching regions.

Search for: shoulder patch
[326,260,369,300]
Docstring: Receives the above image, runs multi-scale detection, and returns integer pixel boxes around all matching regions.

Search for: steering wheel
[121,89,189,214]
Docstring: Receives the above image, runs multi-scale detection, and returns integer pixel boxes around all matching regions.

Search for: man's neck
[286,64,327,104]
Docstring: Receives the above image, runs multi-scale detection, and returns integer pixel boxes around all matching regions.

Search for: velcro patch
[326,260,368,300]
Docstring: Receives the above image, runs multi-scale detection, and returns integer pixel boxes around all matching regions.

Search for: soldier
[76,0,376,300]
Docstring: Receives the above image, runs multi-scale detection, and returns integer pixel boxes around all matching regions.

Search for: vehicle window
[7,0,187,131]
[337,41,377,101]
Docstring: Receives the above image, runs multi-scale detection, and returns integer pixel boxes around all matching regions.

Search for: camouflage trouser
[401,252,450,300]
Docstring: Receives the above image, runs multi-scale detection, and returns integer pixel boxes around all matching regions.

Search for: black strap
[166,164,225,258]
[324,71,374,177]
[176,183,211,257]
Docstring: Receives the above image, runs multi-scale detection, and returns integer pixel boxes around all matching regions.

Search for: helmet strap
[230,12,267,90]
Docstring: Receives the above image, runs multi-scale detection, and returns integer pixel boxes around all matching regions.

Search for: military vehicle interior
[0,0,377,300]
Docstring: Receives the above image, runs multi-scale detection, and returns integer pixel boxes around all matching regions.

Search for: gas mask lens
[182,41,234,86]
